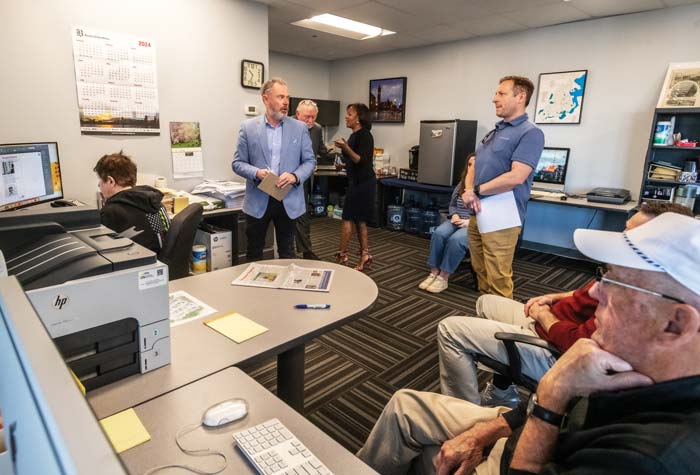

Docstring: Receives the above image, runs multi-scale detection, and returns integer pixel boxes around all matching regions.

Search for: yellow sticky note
[99,408,151,454]
[205,312,268,343]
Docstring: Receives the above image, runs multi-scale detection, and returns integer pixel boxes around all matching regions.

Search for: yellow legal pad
[99,408,151,453]
[205,312,268,343]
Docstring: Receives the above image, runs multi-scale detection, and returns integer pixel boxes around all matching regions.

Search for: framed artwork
[241,59,264,89]
[369,77,407,123]
[657,62,700,108]
[534,70,587,124]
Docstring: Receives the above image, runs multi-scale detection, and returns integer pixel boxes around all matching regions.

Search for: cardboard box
[194,224,232,271]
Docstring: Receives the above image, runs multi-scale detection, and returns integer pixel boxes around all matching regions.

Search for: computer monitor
[532,147,570,192]
[0,277,126,475]
[288,98,341,127]
[0,142,63,212]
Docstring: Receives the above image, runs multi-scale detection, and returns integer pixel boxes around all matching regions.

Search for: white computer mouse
[202,398,248,427]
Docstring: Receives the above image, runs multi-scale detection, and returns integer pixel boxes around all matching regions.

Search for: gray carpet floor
[242,217,596,453]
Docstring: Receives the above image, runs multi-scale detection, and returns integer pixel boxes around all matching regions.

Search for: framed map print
[535,70,587,124]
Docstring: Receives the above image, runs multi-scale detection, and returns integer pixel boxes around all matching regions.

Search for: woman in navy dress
[333,103,375,271]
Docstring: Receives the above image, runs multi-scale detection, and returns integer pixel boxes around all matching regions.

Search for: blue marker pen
[294,304,331,309]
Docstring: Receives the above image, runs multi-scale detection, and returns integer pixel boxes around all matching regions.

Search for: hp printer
[1,220,170,391]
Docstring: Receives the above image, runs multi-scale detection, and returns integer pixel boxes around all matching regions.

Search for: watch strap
[531,400,564,427]
[473,184,481,197]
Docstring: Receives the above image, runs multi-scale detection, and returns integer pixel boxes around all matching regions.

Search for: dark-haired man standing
[462,76,544,298]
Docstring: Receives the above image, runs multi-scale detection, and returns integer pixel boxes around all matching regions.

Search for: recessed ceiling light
[292,14,395,40]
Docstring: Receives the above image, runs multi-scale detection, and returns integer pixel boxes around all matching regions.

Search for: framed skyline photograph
[369,77,407,123]
[657,62,700,108]
[535,70,587,124]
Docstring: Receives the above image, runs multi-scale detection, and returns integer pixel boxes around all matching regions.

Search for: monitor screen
[288,98,340,127]
[533,147,570,191]
[0,277,126,475]
[0,142,63,212]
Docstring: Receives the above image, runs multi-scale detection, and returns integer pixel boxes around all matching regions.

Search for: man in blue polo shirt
[462,76,544,298]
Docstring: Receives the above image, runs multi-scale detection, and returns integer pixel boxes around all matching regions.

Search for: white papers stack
[475,191,522,233]
[191,180,246,198]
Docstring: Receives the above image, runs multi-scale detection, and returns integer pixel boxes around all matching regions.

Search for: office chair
[474,332,561,393]
[158,203,204,280]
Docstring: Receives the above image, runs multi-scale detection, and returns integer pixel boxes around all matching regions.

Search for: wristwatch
[473,184,481,197]
[527,393,565,427]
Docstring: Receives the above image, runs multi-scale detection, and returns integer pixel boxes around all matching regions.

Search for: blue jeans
[428,221,469,273]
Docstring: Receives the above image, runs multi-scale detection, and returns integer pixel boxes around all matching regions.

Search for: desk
[200,207,243,265]
[523,195,636,253]
[88,259,378,419]
[122,367,378,475]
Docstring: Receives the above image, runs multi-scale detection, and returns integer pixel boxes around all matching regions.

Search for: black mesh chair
[474,332,562,393]
[158,203,203,280]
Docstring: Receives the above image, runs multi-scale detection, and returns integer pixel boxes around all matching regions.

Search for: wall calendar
[71,26,160,135]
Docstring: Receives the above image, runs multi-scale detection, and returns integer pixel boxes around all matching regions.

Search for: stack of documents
[192,180,246,198]
[648,162,681,181]
[191,180,246,208]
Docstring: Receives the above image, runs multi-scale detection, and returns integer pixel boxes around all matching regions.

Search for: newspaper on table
[231,263,334,292]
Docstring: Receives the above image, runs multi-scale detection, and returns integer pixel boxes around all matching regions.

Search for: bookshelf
[639,107,700,214]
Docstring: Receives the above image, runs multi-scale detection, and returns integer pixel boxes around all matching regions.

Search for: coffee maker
[409,145,419,170]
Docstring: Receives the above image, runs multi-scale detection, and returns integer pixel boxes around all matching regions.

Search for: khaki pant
[437,295,556,403]
[357,389,509,475]
[467,220,521,298]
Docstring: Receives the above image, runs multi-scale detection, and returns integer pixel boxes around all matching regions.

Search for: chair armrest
[494,332,562,358]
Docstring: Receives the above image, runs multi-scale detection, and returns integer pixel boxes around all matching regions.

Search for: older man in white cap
[358,212,700,475]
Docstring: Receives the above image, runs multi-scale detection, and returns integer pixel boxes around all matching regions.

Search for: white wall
[0,0,268,205]
[270,52,331,100]
[328,5,700,197]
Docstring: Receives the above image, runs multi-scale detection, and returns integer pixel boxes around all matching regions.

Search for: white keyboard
[530,190,565,199]
[233,418,334,475]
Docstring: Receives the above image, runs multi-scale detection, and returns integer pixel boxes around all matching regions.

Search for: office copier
[0,211,170,391]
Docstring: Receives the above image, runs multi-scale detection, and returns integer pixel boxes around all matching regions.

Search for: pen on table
[294,304,331,310]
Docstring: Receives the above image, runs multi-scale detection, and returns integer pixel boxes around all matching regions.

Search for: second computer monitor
[0,142,63,212]
[533,147,570,192]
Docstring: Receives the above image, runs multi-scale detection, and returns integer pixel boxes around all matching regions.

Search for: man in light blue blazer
[232,78,316,261]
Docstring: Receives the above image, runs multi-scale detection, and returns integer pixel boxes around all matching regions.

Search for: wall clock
[241,59,264,89]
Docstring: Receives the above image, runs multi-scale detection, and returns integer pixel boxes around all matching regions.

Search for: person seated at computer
[437,201,693,407]
[94,151,171,254]
[418,154,475,294]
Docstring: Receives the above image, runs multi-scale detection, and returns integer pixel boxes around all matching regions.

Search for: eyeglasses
[481,128,496,145]
[595,266,686,305]
[298,99,318,108]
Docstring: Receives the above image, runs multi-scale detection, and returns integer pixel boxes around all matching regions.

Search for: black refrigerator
[417,120,477,186]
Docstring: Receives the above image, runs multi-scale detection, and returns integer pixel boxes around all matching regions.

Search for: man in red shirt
[437,202,692,407]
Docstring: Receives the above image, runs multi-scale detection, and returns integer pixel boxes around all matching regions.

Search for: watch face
[527,394,536,415]
[241,60,264,89]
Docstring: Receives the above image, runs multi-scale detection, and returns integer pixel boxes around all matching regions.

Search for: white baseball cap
[573,212,700,296]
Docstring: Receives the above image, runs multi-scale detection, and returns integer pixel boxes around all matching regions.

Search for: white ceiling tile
[662,0,700,6]
[570,0,664,17]
[410,24,475,43]
[289,0,368,10]
[483,0,561,14]
[458,15,528,36]
[331,1,420,32]
[266,2,320,25]
[375,0,493,24]
[503,3,590,28]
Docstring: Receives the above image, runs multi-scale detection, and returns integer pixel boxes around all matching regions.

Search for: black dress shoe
[303,252,320,260]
